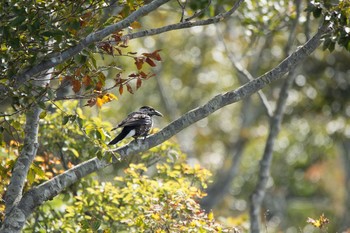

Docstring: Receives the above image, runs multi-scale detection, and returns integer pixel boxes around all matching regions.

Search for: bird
[108,106,163,145]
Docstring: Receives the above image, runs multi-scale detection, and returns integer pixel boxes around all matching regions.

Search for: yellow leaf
[307,214,329,229]
[208,211,214,221]
[96,97,104,108]
[152,213,160,220]
[130,21,141,29]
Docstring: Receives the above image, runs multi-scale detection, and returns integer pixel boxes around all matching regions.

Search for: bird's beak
[154,110,163,117]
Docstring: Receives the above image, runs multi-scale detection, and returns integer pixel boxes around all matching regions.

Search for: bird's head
[139,106,163,117]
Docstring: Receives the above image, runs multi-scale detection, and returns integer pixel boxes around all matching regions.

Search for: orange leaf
[130,21,142,29]
[119,84,124,95]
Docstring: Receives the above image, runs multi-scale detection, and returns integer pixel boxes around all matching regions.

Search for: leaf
[136,78,142,89]
[82,75,92,87]
[96,93,117,108]
[130,21,142,29]
[37,101,46,110]
[126,83,134,94]
[119,84,124,95]
[90,56,97,69]
[32,164,46,178]
[145,57,156,67]
[307,214,329,229]
[142,50,162,61]
[39,111,47,119]
[77,117,84,129]
[10,16,26,27]
[91,220,101,231]
[85,98,97,107]
[134,57,144,70]
[62,115,70,125]
[71,79,82,93]
[96,97,104,108]
[208,211,214,221]
[96,150,103,160]
[27,168,35,185]
[69,148,80,158]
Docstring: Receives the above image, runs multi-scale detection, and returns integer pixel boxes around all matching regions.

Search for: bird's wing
[116,112,152,128]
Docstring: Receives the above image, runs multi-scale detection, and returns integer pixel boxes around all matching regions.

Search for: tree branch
[11,25,328,222]
[12,0,171,87]
[3,106,42,214]
[249,71,296,233]
[122,0,245,41]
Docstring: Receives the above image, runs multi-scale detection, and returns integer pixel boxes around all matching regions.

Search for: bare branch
[249,4,304,231]
[1,26,327,232]
[215,25,274,117]
[249,71,296,233]
[122,0,245,41]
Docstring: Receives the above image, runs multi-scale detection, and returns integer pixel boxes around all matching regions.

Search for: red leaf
[112,34,121,43]
[119,84,124,95]
[134,57,144,70]
[128,73,139,78]
[82,75,92,87]
[142,50,162,61]
[85,98,97,107]
[71,79,81,93]
[100,42,113,55]
[95,81,103,91]
[136,78,142,89]
[139,71,147,79]
[145,57,156,67]
[126,83,134,94]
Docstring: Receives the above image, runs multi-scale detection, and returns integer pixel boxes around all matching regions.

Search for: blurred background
[98,1,350,232]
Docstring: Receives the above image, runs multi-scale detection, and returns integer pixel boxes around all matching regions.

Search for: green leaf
[32,164,46,178]
[96,150,103,160]
[94,129,102,140]
[91,220,101,231]
[77,117,84,129]
[62,115,70,125]
[39,111,47,119]
[37,101,46,110]
[10,16,26,27]
[27,167,35,185]
[69,148,80,158]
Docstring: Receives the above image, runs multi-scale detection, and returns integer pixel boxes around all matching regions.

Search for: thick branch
[14,25,327,219]
[1,85,49,232]
[3,106,42,214]
[12,0,171,87]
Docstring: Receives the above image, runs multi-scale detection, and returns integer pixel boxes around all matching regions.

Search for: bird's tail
[108,128,129,145]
